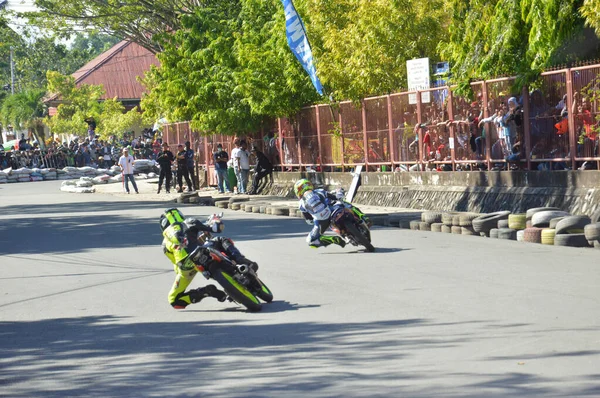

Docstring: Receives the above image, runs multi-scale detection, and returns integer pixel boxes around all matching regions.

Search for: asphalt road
[1,181,599,397]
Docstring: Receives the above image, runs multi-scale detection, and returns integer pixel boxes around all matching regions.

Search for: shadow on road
[1,315,596,397]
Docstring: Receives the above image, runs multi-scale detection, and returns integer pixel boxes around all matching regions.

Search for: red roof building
[46,40,159,114]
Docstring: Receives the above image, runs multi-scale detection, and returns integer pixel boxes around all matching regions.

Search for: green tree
[46,71,144,139]
[581,0,600,35]
[1,89,47,144]
[25,0,199,53]
[141,1,263,134]
[440,0,597,84]
[305,0,446,100]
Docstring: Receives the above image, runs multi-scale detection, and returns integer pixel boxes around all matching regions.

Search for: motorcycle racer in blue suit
[294,179,370,248]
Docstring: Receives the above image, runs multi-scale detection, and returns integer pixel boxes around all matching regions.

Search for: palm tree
[1,89,47,146]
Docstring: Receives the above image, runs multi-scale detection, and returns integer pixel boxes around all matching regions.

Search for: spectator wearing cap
[118,147,139,194]
[175,143,193,193]
[156,142,174,194]
[248,146,273,195]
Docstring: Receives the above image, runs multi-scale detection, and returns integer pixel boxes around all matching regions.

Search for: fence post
[297,121,303,171]
[566,69,577,170]
[416,91,423,168]
[315,105,323,170]
[482,81,491,170]
[277,118,284,171]
[339,109,345,172]
[447,87,456,171]
[362,100,369,170]
[387,95,395,170]
[522,85,532,171]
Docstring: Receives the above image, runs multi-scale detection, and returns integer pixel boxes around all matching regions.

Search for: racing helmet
[294,179,314,199]
[160,208,185,231]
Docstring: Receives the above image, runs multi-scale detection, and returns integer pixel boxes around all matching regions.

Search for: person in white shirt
[232,139,251,194]
[118,147,139,194]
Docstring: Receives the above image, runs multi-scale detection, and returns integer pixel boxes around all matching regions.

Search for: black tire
[422,211,442,224]
[210,265,262,312]
[419,221,431,231]
[498,228,517,240]
[459,213,480,227]
[531,211,571,228]
[584,223,600,242]
[409,220,421,230]
[253,276,273,303]
[555,215,591,235]
[591,209,600,224]
[345,222,375,252]
[554,233,591,248]
[526,207,561,220]
[442,212,458,226]
[431,223,443,232]
[473,211,511,233]
[549,217,565,229]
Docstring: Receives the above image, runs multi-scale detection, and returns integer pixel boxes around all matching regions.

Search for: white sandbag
[92,175,111,184]
[60,184,95,193]
[30,176,43,182]
[78,166,95,173]
[63,167,77,173]
[109,174,123,183]
[80,176,94,182]
[18,177,31,182]
[147,172,158,178]
[76,180,94,188]
[15,168,32,174]
[0,171,7,177]
[61,180,77,187]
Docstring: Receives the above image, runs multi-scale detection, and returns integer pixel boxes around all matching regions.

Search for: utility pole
[10,46,15,94]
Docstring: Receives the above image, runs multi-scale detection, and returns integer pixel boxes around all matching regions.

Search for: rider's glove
[335,188,345,200]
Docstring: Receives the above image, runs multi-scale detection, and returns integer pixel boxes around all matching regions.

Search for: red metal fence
[163,65,600,174]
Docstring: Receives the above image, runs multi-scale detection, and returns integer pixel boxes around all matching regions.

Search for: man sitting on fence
[248,146,273,195]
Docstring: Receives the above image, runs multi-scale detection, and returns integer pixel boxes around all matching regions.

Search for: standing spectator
[184,141,196,191]
[213,143,231,194]
[101,141,113,168]
[231,139,242,193]
[118,148,139,194]
[157,142,174,194]
[233,140,251,194]
[175,144,193,193]
[248,146,273,195]
[111,142,121,166]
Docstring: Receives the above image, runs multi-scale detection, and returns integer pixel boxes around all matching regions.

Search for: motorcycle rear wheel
[345,222,375,252]
[210,266,262,312]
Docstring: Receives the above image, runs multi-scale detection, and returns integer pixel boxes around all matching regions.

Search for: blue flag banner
[281,0,324,95]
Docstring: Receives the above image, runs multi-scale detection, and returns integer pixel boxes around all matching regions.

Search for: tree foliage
[25,0,200,53]
[440,0,596,84]
[46,71,143,139]
[305,0,446,100]
[1,89,47,142]
[581,0,600,36]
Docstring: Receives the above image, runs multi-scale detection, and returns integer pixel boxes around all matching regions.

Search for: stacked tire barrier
[406,206,599,249]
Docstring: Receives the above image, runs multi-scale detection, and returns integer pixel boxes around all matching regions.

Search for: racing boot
[189,285,227,303]
[313,235,346,248]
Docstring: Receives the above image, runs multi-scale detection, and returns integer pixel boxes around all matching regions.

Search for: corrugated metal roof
[46,40,159,102]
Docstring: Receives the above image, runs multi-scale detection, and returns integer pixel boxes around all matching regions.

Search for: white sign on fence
[407,58,431,105]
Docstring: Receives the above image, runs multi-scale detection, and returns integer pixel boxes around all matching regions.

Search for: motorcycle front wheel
[210,265,262,312]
